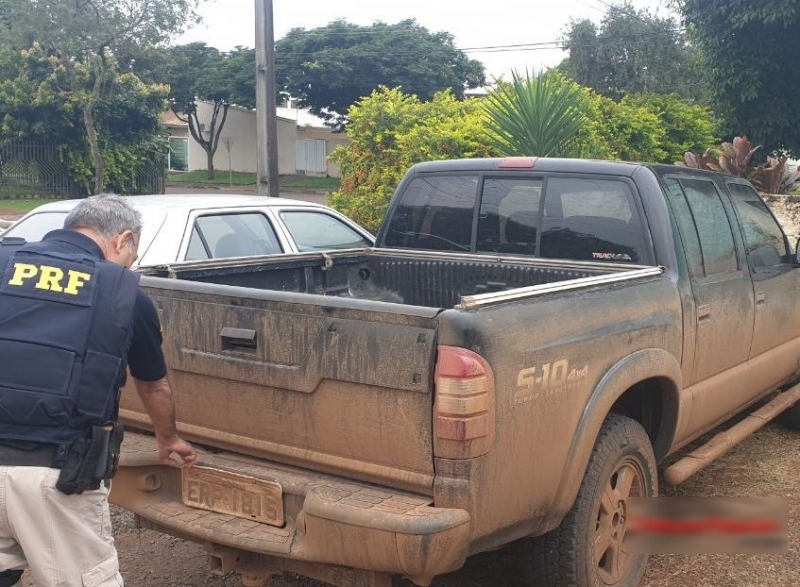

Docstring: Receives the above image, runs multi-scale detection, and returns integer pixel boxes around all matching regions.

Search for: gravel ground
[16,422,798,587]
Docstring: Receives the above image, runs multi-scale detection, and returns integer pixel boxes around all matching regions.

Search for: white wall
[187,102,297,175]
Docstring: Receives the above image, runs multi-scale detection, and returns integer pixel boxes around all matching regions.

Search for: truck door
[727,181,800,388]
[664,177,756,437]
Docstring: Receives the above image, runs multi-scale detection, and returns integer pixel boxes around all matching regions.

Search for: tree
[328,87,494,231]
[5,0,201,193]
[675,0,800,154]
[0,42,169,194]
[275,19,486,127]
[561,1,707,102]
[621,93,717,163]
[158,43,256,179]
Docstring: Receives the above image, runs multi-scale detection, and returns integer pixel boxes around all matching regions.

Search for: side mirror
[796,237,800,264]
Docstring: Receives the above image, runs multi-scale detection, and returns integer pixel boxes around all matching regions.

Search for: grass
[167,170,256,185]
[0,198,61,213]
[279,175,341,190]
[167,170,340,191]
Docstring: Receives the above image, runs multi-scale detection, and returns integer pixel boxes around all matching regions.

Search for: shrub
[329,87,494,232]
[678,136,800,194]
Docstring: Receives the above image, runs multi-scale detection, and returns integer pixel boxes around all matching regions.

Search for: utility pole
[255,0,279,197]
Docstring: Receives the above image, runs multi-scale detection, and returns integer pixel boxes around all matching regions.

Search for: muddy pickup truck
[111,158,800,587]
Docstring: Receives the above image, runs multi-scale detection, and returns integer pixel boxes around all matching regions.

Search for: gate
[0,141,166,198]
[0,142,83,198]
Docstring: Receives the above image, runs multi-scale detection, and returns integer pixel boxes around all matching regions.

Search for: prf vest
[0,233,139,445]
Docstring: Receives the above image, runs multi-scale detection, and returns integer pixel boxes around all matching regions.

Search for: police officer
[0,194,196,586]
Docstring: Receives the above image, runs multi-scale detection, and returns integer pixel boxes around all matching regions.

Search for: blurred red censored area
[626,497,787,554]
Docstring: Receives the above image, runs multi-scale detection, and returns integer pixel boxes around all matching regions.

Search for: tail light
[434,346,495,459]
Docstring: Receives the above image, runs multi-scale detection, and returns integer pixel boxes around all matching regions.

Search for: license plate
[181,466,284,527]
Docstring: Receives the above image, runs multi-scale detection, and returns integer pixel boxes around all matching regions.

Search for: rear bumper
[110,432,471,579]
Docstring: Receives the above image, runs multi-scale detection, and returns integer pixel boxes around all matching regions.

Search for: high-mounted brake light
[434,346,495,459]
[498,157,537,169]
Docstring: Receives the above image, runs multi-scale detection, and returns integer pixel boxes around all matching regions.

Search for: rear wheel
[529,414,657,587]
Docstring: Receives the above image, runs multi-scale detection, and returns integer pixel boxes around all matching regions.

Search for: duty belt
[0,443,59,467]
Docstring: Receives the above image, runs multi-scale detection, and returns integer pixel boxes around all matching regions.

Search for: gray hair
[64,194,143,239]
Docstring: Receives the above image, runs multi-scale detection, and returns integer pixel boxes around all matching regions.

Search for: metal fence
[0,141,165,199]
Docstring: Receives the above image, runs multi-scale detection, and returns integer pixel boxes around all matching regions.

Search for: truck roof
[408,157,644,176]
[408,158,739,182]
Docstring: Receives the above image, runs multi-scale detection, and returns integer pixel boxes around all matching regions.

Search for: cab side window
[663,178,706,278]
[727,182,787,271]
[675,178,739,276]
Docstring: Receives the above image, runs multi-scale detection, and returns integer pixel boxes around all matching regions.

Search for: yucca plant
[482,70,591,157]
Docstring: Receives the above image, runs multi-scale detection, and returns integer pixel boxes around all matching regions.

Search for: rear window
[383,173,649,263]
[382,175,478,252]
[539,177,647,263]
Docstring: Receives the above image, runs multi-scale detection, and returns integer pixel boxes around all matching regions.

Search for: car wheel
[528,414,657,587]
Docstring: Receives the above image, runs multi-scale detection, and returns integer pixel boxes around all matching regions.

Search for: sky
[176,0,678,81]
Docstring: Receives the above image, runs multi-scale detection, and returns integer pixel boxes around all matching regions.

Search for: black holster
[0,569,23,587]
[55,422,125,496]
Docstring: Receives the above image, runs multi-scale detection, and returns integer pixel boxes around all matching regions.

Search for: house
[162,100,347,178]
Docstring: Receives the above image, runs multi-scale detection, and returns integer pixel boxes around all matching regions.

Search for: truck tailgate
[120,280,440,494]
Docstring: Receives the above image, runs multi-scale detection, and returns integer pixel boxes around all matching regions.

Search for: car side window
[382,175,478,252]
[663,178,706,278]
[185,213,282,260]
[727,182,787,270]
[676,178,739,276]
[279,211,372,252]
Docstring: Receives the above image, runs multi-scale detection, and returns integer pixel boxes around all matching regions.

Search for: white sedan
[1,194,374,268]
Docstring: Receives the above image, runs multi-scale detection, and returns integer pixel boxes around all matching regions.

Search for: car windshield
[2,211,69,241]
[3,206,167,267]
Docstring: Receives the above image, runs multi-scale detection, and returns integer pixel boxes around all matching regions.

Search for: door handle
[220,327,258,350]
[756,292,766,306]
[697,304,711,323]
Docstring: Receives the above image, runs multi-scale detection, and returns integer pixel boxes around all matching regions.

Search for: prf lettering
[7,262,91,295]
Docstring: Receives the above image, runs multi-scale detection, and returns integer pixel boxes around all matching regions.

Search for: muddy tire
[528,414,657,587]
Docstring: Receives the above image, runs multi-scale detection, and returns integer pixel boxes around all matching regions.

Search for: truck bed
[140,248,636,309]
[121,249,660,495]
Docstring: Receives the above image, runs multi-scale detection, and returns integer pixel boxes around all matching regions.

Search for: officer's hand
[157,436,197,468]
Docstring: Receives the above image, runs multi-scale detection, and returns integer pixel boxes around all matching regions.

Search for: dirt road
[18,420,797,587]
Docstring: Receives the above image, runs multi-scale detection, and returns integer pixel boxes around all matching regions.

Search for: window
[477,178,542,255]
[168,137,189,172]
[539,178,647,263]
[728,182,787,269]
[185,213,282,260]
[677,179,739,275]
[2,211,68,242]
[663,178,705,278]
[279,211,372,252]
[382,175,479,252]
